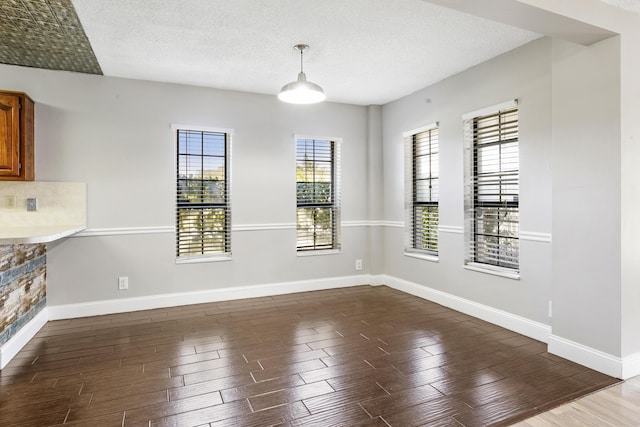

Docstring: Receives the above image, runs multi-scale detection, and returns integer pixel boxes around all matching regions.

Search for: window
[464,103,519,272]
[175,128,231,260]
[296,137,341,252]
[404,124,439,256]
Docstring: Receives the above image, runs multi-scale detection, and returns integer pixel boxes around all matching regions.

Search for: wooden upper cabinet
[0,91,34,181]
[0,94,20,175]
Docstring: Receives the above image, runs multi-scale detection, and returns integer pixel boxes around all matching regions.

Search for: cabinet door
[0,94,20,176]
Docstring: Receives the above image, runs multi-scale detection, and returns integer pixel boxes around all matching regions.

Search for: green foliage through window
[296,138,339,251]
[176,129,230,257]
[410,127,439,255]
[471,107,519,270]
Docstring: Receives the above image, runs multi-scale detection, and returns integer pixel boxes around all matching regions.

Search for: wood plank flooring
[0,285,620,426]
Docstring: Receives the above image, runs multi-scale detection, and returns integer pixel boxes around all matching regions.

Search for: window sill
[404,251,438,263]
[176,254,232,264]
[297,249,341,257]
[464,263,520,280]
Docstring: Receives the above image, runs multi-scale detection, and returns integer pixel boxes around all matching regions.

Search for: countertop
[0,225,86,244]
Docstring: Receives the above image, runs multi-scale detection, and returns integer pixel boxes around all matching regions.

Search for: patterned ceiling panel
[0,0,102,75]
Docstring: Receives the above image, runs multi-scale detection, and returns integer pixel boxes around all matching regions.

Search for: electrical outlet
[548,300,553,318]
[5,195,16,209]
[118,276,129,290]
[355,259,363,271]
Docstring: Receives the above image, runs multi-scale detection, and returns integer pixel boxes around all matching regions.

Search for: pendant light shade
[278,44,326,104]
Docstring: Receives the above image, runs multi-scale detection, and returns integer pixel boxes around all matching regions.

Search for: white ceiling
[71,0,544,105]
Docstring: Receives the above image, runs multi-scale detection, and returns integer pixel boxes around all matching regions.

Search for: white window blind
[176,129,231,259]
[296,138,341,252]
[404,125,439,255]
[464,105,519,271]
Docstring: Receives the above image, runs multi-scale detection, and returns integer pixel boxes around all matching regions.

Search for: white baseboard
[622,352,640,380]
[1,308,48,369]
[35,273,640,379]
[374,274,634,378]
[548,334,623,378]
[547,335,640,379]
[375,274,552,343]
[48,275,372,320]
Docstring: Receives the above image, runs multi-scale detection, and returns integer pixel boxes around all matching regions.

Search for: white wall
[381,37,553,325]
[0,65,371,305]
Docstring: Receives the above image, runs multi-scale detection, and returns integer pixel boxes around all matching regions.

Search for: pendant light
[278,44,326,104]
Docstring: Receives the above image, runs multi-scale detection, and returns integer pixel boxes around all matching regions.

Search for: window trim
[295,135,342,254]
[464,262,520,280]
[463,100,520,276]
[403,122,439,258]
[404,251,439,263]
[172,124,233,263]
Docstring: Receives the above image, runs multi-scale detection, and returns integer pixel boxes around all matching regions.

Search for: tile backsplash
[0,182,86,227]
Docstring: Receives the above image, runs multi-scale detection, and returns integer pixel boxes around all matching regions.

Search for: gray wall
[366,105,384,275]
[381,37,553,325]
[551,37,621,355]
[0,28,630,362]
[619,27,640,362]
[380,34,625,358]
[0,65,372,305]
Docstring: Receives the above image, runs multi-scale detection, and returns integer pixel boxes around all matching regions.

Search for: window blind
[176,129,231,258]
[296,138,341,251]
[465,106,519,270]
[405,126,439,255]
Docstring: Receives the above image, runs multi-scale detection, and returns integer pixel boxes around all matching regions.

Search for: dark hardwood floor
[0,285,619,426]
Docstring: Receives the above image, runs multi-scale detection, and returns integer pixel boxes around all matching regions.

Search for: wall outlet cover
[26,198,38,211]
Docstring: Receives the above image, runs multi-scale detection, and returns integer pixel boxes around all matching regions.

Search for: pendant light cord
[300,48,304,73]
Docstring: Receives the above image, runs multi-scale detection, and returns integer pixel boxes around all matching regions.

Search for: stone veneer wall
[0,244,46,346]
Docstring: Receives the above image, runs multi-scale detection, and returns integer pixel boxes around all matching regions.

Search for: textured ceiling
[69,0,541,105]
[600,0,640,14]
[2,1,637,105]
[0,0,101,75]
